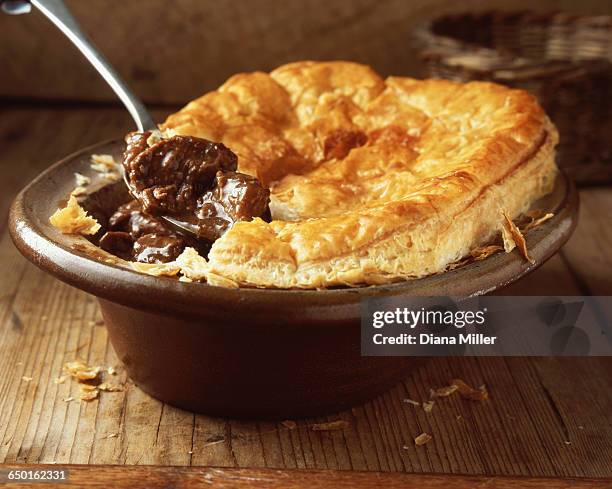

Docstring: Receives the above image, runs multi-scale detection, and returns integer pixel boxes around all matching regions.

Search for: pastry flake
[175,247,209,281]
[50,195,101,235]
[90,154,117,172]
[471,245,504,261]
[414,432,433,446]
[74,172,91,187]
[522,212,554,232]
[63,360,125,402]
[451,379,489,401]
[79,384,99,402]
[310,420,349,431]
[130,261,180,277]
[502,211,535,264]
[90,153,120,181]
[281,420,297,430]
[158,61,558,289]
[63,360,100,381]
[430,384,459,398]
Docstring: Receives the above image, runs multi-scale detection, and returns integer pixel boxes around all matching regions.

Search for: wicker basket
[415,11,612,185]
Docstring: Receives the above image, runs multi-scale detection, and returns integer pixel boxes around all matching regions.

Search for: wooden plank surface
[1,465,610,489]
[0,106,611,478]
[1,0,611,105]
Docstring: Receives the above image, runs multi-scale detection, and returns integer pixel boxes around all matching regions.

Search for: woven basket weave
[415,11,612,185]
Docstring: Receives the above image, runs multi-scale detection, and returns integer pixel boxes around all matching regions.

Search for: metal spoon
[3,0,198,237]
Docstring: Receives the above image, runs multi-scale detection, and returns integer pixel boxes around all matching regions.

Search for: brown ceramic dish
[9,139,578,419]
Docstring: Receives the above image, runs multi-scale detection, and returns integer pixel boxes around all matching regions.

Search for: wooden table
[0,106,611,484]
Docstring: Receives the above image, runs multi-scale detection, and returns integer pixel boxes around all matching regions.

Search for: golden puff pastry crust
[162,61,558,289]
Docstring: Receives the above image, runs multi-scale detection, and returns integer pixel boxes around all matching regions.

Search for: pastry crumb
[422,400,435,413]
[101,171,121,182]
[523,212,554,232]
[74,172,91,187]
[70,186,88,197]
[146,130,163,147]
[446,258,471,271]
[471,244,503,261]
[281,420,297,430]
[430,384,458,398]
[90,154,120,181]
[90,154,117,172]
[98,382,124,392]
[451,379,489,401]
[62,359,125,401]
[175,247,209,281]
[445,243,504,272]
[21,376,33,382]
[311,420,349,431]
[525,209,550,220]
[414,432,432,446]
[79,384,99,402]
[49,195,101,235]
[63,360,100,381]
[403,398,420,406]
[130,261,180,277]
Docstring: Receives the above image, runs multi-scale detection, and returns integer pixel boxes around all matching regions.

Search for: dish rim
[9,138,579,320]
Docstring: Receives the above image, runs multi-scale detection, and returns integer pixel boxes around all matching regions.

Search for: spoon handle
[27,0,156,131]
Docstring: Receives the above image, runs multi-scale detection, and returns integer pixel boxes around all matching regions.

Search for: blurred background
[1,0,610,104]
[2,0,611,184]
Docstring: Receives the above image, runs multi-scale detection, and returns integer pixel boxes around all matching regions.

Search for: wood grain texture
[1,0,611,104]
[0,107,611,477]
[2,465,611,489]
